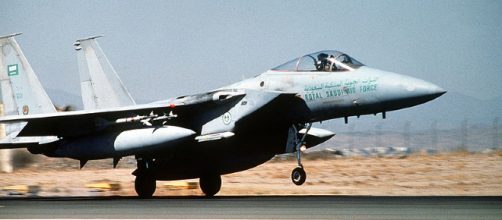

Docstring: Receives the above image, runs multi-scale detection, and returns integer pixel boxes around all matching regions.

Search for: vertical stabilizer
[0,33,56,116]
[74,36,135,110]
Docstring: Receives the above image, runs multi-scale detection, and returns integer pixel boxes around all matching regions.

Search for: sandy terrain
[1,151,501,197]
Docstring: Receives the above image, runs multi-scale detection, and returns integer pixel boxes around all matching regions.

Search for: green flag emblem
[8,64,19,76]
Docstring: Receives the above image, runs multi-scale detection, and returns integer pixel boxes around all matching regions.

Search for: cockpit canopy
[272,50,364,72]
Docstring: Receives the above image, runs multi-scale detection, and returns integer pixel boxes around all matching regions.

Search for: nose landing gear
[290,123,311,186]
[291,166,306,185]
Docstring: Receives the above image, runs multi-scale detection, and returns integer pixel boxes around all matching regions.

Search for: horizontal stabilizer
[0,136,58,149]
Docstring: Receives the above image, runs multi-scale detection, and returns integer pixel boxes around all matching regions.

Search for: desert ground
[1,151,501,197]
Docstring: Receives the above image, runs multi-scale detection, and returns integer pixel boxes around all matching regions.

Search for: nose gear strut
[291,123,311,185]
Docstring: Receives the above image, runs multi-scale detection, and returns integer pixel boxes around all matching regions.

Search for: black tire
[135,174,156,198]
[199,174,221,197]
[291,167,306,186]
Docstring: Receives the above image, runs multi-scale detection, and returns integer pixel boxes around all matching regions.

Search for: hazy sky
[1,0,501,102]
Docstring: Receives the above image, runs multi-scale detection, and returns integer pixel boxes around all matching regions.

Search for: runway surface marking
[1,196,501,219]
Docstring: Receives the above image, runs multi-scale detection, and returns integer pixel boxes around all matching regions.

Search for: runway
[1,196,501,219]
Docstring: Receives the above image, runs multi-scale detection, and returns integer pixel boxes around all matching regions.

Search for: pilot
[316,53,329,71]
[341,54,352,64]
[327,55,337,71]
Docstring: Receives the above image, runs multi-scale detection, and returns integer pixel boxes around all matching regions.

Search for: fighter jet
[0,33,445,197]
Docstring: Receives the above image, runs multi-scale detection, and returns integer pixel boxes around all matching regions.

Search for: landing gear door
[285,126,297,153]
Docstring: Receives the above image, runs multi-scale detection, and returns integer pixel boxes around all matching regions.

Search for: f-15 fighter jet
[0,33,445,197]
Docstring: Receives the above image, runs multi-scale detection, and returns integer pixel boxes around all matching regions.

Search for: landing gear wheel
[135,174,156,198]
[291,167,306,186]
[199,174,221,197]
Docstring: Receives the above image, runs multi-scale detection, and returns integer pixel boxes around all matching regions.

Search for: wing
[0,88,305,152]
[0,89,246,138]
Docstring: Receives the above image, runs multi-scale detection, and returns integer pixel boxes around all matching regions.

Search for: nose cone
[404,78,446,101]
[378,72,446,110]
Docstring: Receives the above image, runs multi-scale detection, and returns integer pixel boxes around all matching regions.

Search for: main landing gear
[134,157,156,198]
[290,123,312,186]
[199,174,221,197]
[133,157,222,198]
